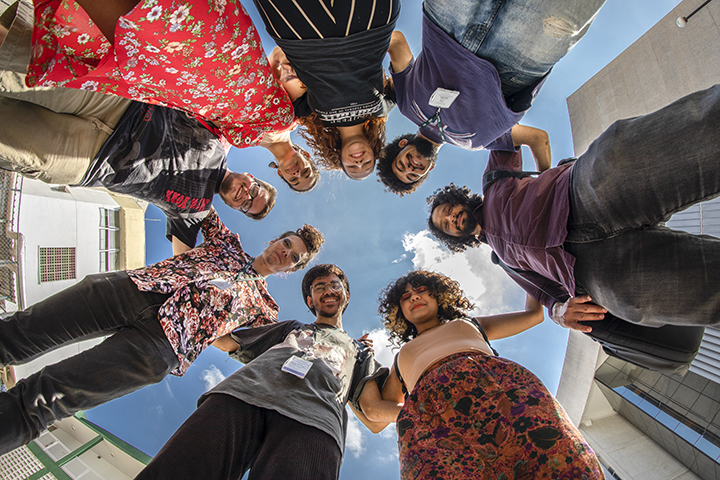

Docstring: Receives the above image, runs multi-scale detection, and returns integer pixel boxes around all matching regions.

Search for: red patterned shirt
[127,208,278,376]
[28,0,294,148]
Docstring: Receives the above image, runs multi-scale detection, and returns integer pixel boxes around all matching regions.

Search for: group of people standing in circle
[9,0,720,479]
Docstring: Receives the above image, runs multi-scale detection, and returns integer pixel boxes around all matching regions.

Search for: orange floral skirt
[397,353,603,479]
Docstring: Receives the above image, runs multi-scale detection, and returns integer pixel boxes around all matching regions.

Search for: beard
[457,205,479,237]
[315,294,347,317]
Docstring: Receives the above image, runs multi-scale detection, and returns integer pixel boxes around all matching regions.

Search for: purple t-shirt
[391,13,524,151]
[478,150,575,307]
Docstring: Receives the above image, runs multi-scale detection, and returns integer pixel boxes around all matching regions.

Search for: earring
[268,161,278,169]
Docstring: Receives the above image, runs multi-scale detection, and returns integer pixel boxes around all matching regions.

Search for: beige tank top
[397,318,494,393]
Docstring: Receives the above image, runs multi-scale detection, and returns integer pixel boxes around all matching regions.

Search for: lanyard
[419,107,447,143]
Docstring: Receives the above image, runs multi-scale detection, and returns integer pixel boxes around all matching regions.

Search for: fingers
[568,320,594,334]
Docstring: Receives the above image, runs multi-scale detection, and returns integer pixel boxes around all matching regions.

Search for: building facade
[558,0,720,479]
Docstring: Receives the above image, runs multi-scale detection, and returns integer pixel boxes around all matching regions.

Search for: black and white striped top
[252,0,400,125]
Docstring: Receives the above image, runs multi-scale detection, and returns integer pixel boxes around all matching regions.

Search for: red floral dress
[27,0,294,148]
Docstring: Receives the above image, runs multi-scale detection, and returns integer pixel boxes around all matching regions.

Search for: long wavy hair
[298,114,387,174]
[378,270,474,346]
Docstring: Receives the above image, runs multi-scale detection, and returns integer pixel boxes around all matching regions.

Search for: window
[99,208,120,272]
[39,247,76,283]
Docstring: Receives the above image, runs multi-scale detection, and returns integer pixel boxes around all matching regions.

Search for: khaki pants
[0,0,131,184]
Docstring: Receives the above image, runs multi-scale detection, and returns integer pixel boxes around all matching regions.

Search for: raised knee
[543,17,580,38]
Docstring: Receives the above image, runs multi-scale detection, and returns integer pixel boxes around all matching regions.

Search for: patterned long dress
[27,0,294,148]
[397,352,604,479]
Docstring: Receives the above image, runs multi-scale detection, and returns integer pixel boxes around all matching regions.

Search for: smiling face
[277,148,316,191]
[258,235,308,275]
[307,273,348,319]
[391,139,434,183]
[218,172,269,216]
[341,136,376,180]
[431,203,479,238]
[399,283,440,331]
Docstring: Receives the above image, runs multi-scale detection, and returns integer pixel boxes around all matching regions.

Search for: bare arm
[477,295,545,341]
[171,236,192,256]
[268,46,306,102]
[211,334,241,352]
[349,396,390,435]
[359,370,404,424]
[511,125,551,172]
[388,31,413,74]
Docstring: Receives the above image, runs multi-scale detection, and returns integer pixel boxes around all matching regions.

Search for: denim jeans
[0,272,177,455]
[423,0,606,94]
[565,85,720,327]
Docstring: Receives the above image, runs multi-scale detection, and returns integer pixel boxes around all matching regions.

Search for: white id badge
[208,278,233,290]
[281,356,313,379]
[428,88,460,108]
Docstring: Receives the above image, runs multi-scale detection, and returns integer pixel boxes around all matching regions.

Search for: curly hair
[377,134,439,195]
[301,264,350,315]
[272,146,320,193]
[376,134,418,196]
[298,114,387,174]
[246,177,277,221]
[426,183,484,253]
[378,270,474,346]
[278,224,324,271]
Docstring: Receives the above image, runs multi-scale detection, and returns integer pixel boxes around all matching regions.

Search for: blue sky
[86,1,680,477]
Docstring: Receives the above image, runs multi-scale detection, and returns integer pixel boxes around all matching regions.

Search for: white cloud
[163,379,175,398]
[402,230,524,315]
[392,254,407,264]
[365,328,396,368]
[345,409,366,458]
[200,365,226,391]
[155,405,164,415]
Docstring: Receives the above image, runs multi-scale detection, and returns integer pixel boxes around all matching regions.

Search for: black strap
[491,251,571,304]
[467,317,500,356]
[393,354,409,397]
[482,157,577,194]
[482,169,538,194]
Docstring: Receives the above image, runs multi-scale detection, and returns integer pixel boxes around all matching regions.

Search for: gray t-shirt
[200,320,387,452]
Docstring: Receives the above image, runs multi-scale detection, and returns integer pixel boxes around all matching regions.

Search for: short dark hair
[378,270,473,346]
[301,264,350,315]
[277,146,320,193]
[426,183,484,253]
[246,177,277,220]
[277,225,324,271]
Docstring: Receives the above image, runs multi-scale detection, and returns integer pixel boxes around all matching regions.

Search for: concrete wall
[567,0,720,156]
[581,413,700,480]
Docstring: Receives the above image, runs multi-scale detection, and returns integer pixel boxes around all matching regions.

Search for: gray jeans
[0,272,177,455]
[565,85,720,327]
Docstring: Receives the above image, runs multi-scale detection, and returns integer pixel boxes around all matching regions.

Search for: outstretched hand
[550,295,607,333]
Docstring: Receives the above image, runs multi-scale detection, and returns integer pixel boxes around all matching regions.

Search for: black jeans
[565,84,720,327]
[136,394,343,480]
[0,272,177,455]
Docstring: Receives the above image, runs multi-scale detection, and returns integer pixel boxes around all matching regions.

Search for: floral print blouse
[27,0,295,148]
[127,208,279,376]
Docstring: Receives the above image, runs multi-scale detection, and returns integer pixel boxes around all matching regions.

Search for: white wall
[14,180,121,380]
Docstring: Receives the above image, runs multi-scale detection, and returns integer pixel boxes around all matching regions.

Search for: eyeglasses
[312,281,344,294]
[400,285,428,302]
[240,182,261,213]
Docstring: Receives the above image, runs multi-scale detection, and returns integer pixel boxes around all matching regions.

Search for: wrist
[550,301,568,326]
